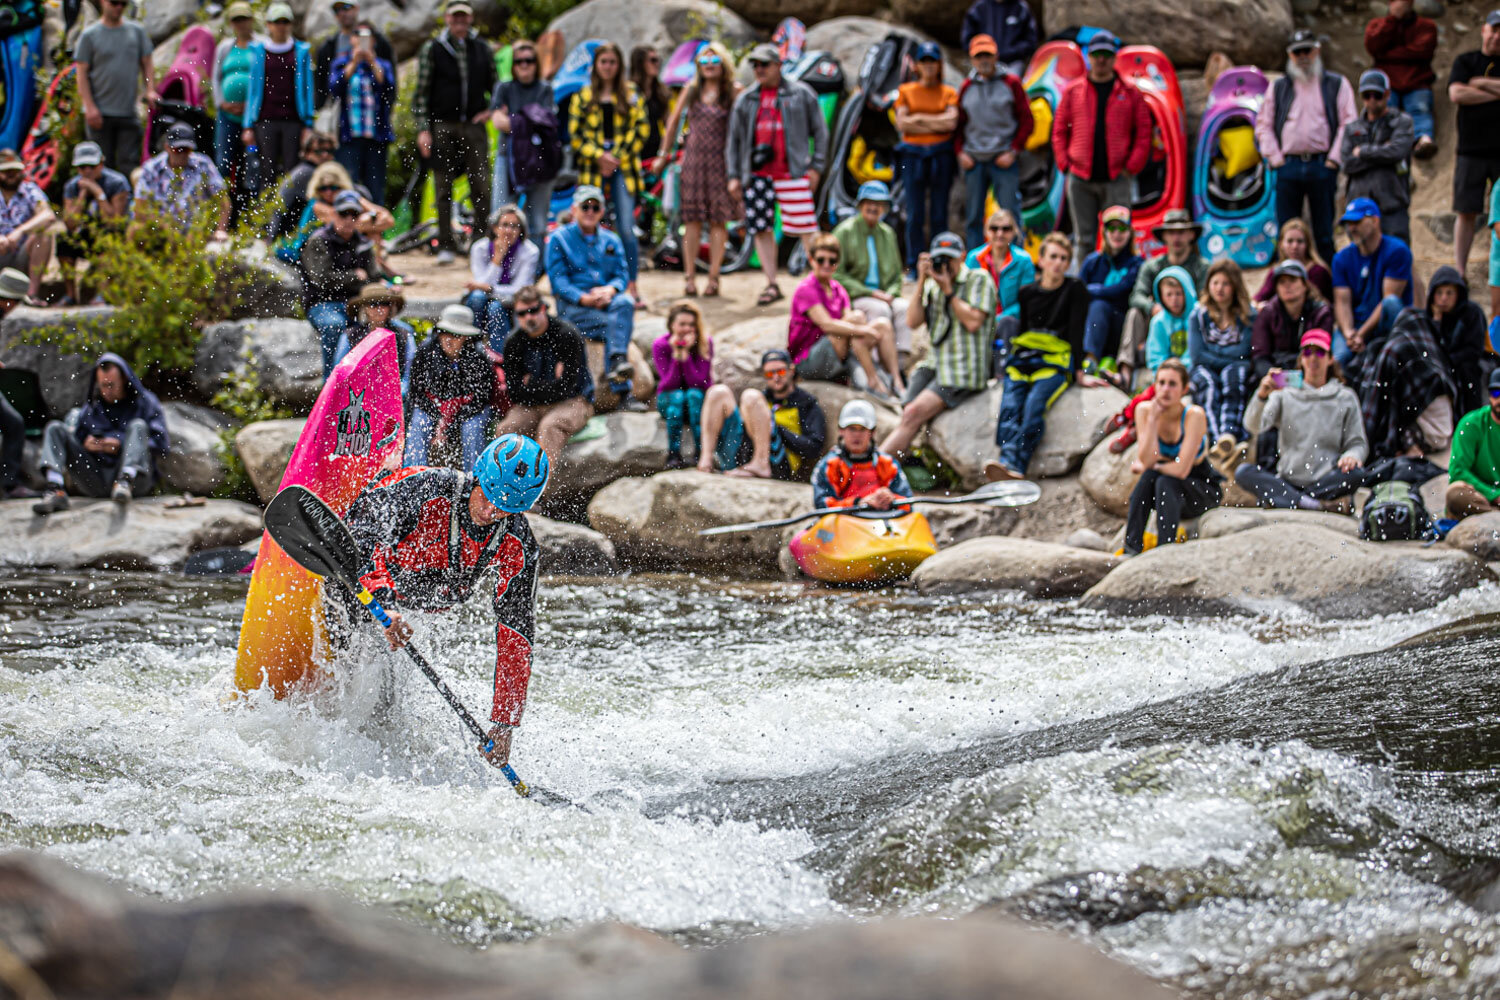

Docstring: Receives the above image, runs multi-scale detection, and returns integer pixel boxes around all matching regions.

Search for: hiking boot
[983,459,1024,482]
[618,397,649,413]
[1414,136,1438,160]
[1317,496,1353,516]
[32,490,69,516]
[1109,425,1138,453]
[607,357,634,382]
[3,484,39,499]
[111,480,133,505]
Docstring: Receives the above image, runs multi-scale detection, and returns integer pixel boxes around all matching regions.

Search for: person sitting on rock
[332,283,417,395]
[1235,328,1369,514]
[698,349,826,480]
[812,399,912,510]
[58,141,130,305]
[544,184,643,409]
[465,204,540,353]
[1424,266,1493,415]
[790,233,905,400]
[405,304,495,474]
[1121,211,1207,390]
[1121,358,1220,555]
[0,148,57,305]
[32,353,169,515]
[987,232,1090,481]
[1446,368,1500,519]
[1105,264,1197,456]
[880,231,996,458]
[1187,258,1256,450]
[833,181,914,368]
[653,301,714,470]
[1251,259,1334,381]
[1077,204,1141,388]
[496,287,594,474]
[302,189,384,376]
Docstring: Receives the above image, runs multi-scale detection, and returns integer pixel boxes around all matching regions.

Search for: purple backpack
[510,103,563,189]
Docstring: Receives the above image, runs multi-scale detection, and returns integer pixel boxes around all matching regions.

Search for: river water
[4,568,1500,997]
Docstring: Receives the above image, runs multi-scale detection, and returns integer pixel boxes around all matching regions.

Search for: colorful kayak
[1193,66,1278,268]
[1018,40,1085,249]
[234,330,406,696]
[789,512,938,584]
[1115,45,1188,258]
[0,25,40,154]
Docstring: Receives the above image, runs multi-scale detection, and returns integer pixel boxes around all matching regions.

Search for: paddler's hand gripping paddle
[263,484,531,798]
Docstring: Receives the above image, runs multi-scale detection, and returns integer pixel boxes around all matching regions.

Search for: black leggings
[1124,465,1222,554]
[1233,463,1362,509]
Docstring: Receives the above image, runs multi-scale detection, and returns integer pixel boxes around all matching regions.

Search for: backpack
[1359,480,1433,542]
[510,102,564,189]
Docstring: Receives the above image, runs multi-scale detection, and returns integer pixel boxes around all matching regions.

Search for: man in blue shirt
[1331,196,1412,369]
[543,184,644,410]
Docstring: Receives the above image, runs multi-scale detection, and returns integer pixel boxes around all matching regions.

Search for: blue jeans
[558,294,635,392]
[308,302,349,377]
[1274,156,1338,263]
[1391,88,1434,141]
[603,170,639,282]
[995,371,1068,473]
[1083,298,1126,361]
[405,405,492,473]
[963,159,1021,249]
[900,146,957,268]
[464,289,512,353]
[336,137,388,206]
[657,388,704,455]
[1335,293,1406,366]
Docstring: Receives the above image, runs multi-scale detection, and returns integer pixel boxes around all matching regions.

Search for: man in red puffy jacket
[1051,32,1151,267]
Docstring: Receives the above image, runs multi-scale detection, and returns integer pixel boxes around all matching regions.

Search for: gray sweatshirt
[1243,379,1369,487]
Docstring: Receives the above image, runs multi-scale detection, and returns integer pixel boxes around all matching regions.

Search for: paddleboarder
[341,433,548,767]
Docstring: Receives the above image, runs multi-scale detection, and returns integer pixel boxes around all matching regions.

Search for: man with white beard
[1254,29,1357,265]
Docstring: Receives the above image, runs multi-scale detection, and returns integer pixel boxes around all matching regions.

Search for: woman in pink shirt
[788,233,905,399]
[653,300,715,468]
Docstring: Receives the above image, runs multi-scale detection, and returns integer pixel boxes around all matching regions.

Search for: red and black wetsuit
[344,466,540,727]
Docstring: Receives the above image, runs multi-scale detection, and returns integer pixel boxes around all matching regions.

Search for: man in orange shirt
[895,42,959,278]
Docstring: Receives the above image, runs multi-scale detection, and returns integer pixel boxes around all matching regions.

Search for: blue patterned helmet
[473,434,549,512]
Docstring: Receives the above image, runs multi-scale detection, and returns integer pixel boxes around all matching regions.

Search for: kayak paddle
[263,485,534,798]
[698,479,1043,536]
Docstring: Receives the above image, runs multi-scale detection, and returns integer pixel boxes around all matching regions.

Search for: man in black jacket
[697,349,827,480]
[313,0,396,110]
[496,286,593,470]
[1341,69,1416,246]
[412,0,495,264]
[302,190,383,375]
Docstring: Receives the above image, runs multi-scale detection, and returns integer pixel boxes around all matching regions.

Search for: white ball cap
[838,398,878,429]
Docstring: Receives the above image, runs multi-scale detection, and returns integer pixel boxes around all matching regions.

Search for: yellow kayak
[789,512,938,584]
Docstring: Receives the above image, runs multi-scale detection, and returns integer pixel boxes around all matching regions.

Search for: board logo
[334,389,372,456]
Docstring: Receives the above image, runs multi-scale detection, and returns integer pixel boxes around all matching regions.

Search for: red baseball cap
[969,34,998,57]
[1300,328,1332,352]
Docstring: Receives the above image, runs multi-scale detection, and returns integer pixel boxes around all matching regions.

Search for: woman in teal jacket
[239,3,315,178]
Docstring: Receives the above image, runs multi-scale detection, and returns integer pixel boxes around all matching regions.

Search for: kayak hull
[1018,40,1085,249]
[1115,45,1188,259]
[789,512,937,584]
[233,331,406,696]
[1193,66,1278,268]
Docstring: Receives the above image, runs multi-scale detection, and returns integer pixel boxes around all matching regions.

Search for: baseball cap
[915,41,942,62]
[0,149,21,172]
[1300,328,1332,352]
[1100,204,1131,226]
[1272,259,1309,281]
[1487,10,1500,27]
[333,190,364,214]
[856,180,891,204]
[760,349,793,370]
[446,0,473,12]
[165,123,197,149]
[1339,196,1381,223]
[1359,68,1390,94]
[224,0,253,19]
[929,231,965,260]
[1086,32,1119,55]
[265,1,293,20]
[1288,28,1318,52]
[838,399,878,429]
[968,34,998,57]
[71,141,102,166]
[1488,367,1500,391]
[572,184,604,206]
[747,42,779,65]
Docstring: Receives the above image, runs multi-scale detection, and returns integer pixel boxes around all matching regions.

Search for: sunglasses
[763,366,790,377]
[578,200,603,212]
[749,59,771,68]
[1301,346,1329,358]
[513,56,537,65]
[497,220,523,230]
[1361,91,1385,99]
[812,254,839,265]
[697,54,722,66]
[987,224,1015,233]
[337,209,361,218]
[515,304,544,317]
[1103,221,1131,232]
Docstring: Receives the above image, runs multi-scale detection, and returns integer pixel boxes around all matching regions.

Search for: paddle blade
[263,485,365,587]
[973,479,1042,507]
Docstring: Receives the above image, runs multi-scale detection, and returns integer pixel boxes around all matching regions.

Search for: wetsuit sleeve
[346,475,429,604]
[490,515,539,726]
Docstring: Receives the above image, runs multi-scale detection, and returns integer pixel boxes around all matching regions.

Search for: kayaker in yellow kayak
[810,399,914,509]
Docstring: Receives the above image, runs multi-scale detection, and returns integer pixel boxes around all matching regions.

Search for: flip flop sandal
[683,280,699,297]
[756,284,784,306]
[704,279,720,297]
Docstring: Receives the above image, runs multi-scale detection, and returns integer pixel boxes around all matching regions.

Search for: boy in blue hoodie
[1145,265,1196,373]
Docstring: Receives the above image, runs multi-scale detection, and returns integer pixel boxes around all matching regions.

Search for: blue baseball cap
[914,41,942,62]
[1086,32,1119,55]
[1339,197,1381,223]
[333,190,363,214]
[856,180,891,204]
[1359,68,1390,95]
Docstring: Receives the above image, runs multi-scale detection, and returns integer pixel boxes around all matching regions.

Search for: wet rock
[235,418,306,503]
[929,384,1127,488]
[1439,859,1500,913]
[1007,474,1127,544]
[0,497,263,570]
[996,863,1266,929]
[1081,523,1493,618]
[1066,528,1111,551]
[1045,0,1294,69]
[159,402,238,496]
[530,514,621,575]
[588,470,811,574]
[545,0,756,61]
[0,305,111,415]
[1079,428,1138,517]
[195,319,324,411]
[923,502,1020,547]
[911,536,1119,597]
[554,411,668,501]
[1196,506,1360,539]
[1446,511,1500,561]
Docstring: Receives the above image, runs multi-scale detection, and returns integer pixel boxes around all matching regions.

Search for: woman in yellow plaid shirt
[569,41,648,293]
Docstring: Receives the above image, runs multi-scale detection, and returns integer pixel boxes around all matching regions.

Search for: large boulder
[928,384,1127,487]
[802,380,903,449]
[922,501,1020,546]
[726,0,881,30]
[0,497,263,570]
[143,0,197,43]
[911,536,1119,596]
[159,402,238,496]
[554,411,668,500]
[195,319,324,412]
[1078,428,1138,517]
[803,18,962,88]
[588,470,811,574]
[1446,511,1500,561]
[710,315,789,397]
[302,0,509,61]
[530,514,621,575]
[1043,0,1293,69]
[1195,506,1359,539]
[1007,474,1126,544]
[0,305,113,416]
[545,0,757,60]
[1081,523,1493,618]
[235,419,306,503]
[584,340,656,411]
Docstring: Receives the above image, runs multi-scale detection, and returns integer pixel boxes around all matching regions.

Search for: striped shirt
[919,265,996,390]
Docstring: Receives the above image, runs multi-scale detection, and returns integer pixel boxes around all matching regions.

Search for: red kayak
[1114,45,1188,258]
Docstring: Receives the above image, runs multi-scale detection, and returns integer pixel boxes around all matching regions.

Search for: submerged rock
[1081,523,1493,617]
[0,497,262,570]
[530,515,621,575]
[995,863,1267,929]
[911,536,1119,597]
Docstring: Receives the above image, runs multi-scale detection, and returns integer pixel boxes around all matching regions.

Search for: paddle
[263,485,534,799]
[697,479,1043,536]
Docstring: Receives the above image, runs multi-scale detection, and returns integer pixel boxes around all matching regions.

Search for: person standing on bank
[1364,0,1438,159]
[1052,31,1151,267]
[413,0,496,266]
[241,3,316,180]
[489,38,557,255]
[956,33,1033,250]
[894,42,960,278]
[1340,68,1415,248]
[1448,11,1500,276]
[329,24,395,206]
[212,2,261,219]
[74,0,156,176]
[314,0,396,111]
[570,42,647,298]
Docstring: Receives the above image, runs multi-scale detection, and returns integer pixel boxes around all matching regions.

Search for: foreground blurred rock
[0,498,263,570]
[0,850,1176,1000]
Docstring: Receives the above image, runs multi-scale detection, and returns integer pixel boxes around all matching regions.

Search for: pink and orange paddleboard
[234,331,406,696]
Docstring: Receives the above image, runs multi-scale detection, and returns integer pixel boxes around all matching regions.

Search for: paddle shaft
[698,482,1040,536]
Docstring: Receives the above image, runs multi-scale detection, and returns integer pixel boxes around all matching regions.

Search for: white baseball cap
[838,399,878,429]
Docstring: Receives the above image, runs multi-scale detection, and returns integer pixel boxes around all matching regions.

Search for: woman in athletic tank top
[1122,358,1223,555]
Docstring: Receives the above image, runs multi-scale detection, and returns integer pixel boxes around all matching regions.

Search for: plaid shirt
[569,83,648,197]
[0,180,48,236]
[411,29,470,131]
[133,152,225,228]
[346,65,377,139]
[919,264,997,390]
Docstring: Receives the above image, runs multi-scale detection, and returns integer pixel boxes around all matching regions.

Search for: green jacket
[1450,406,1500,502]
[833,215,903,300]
